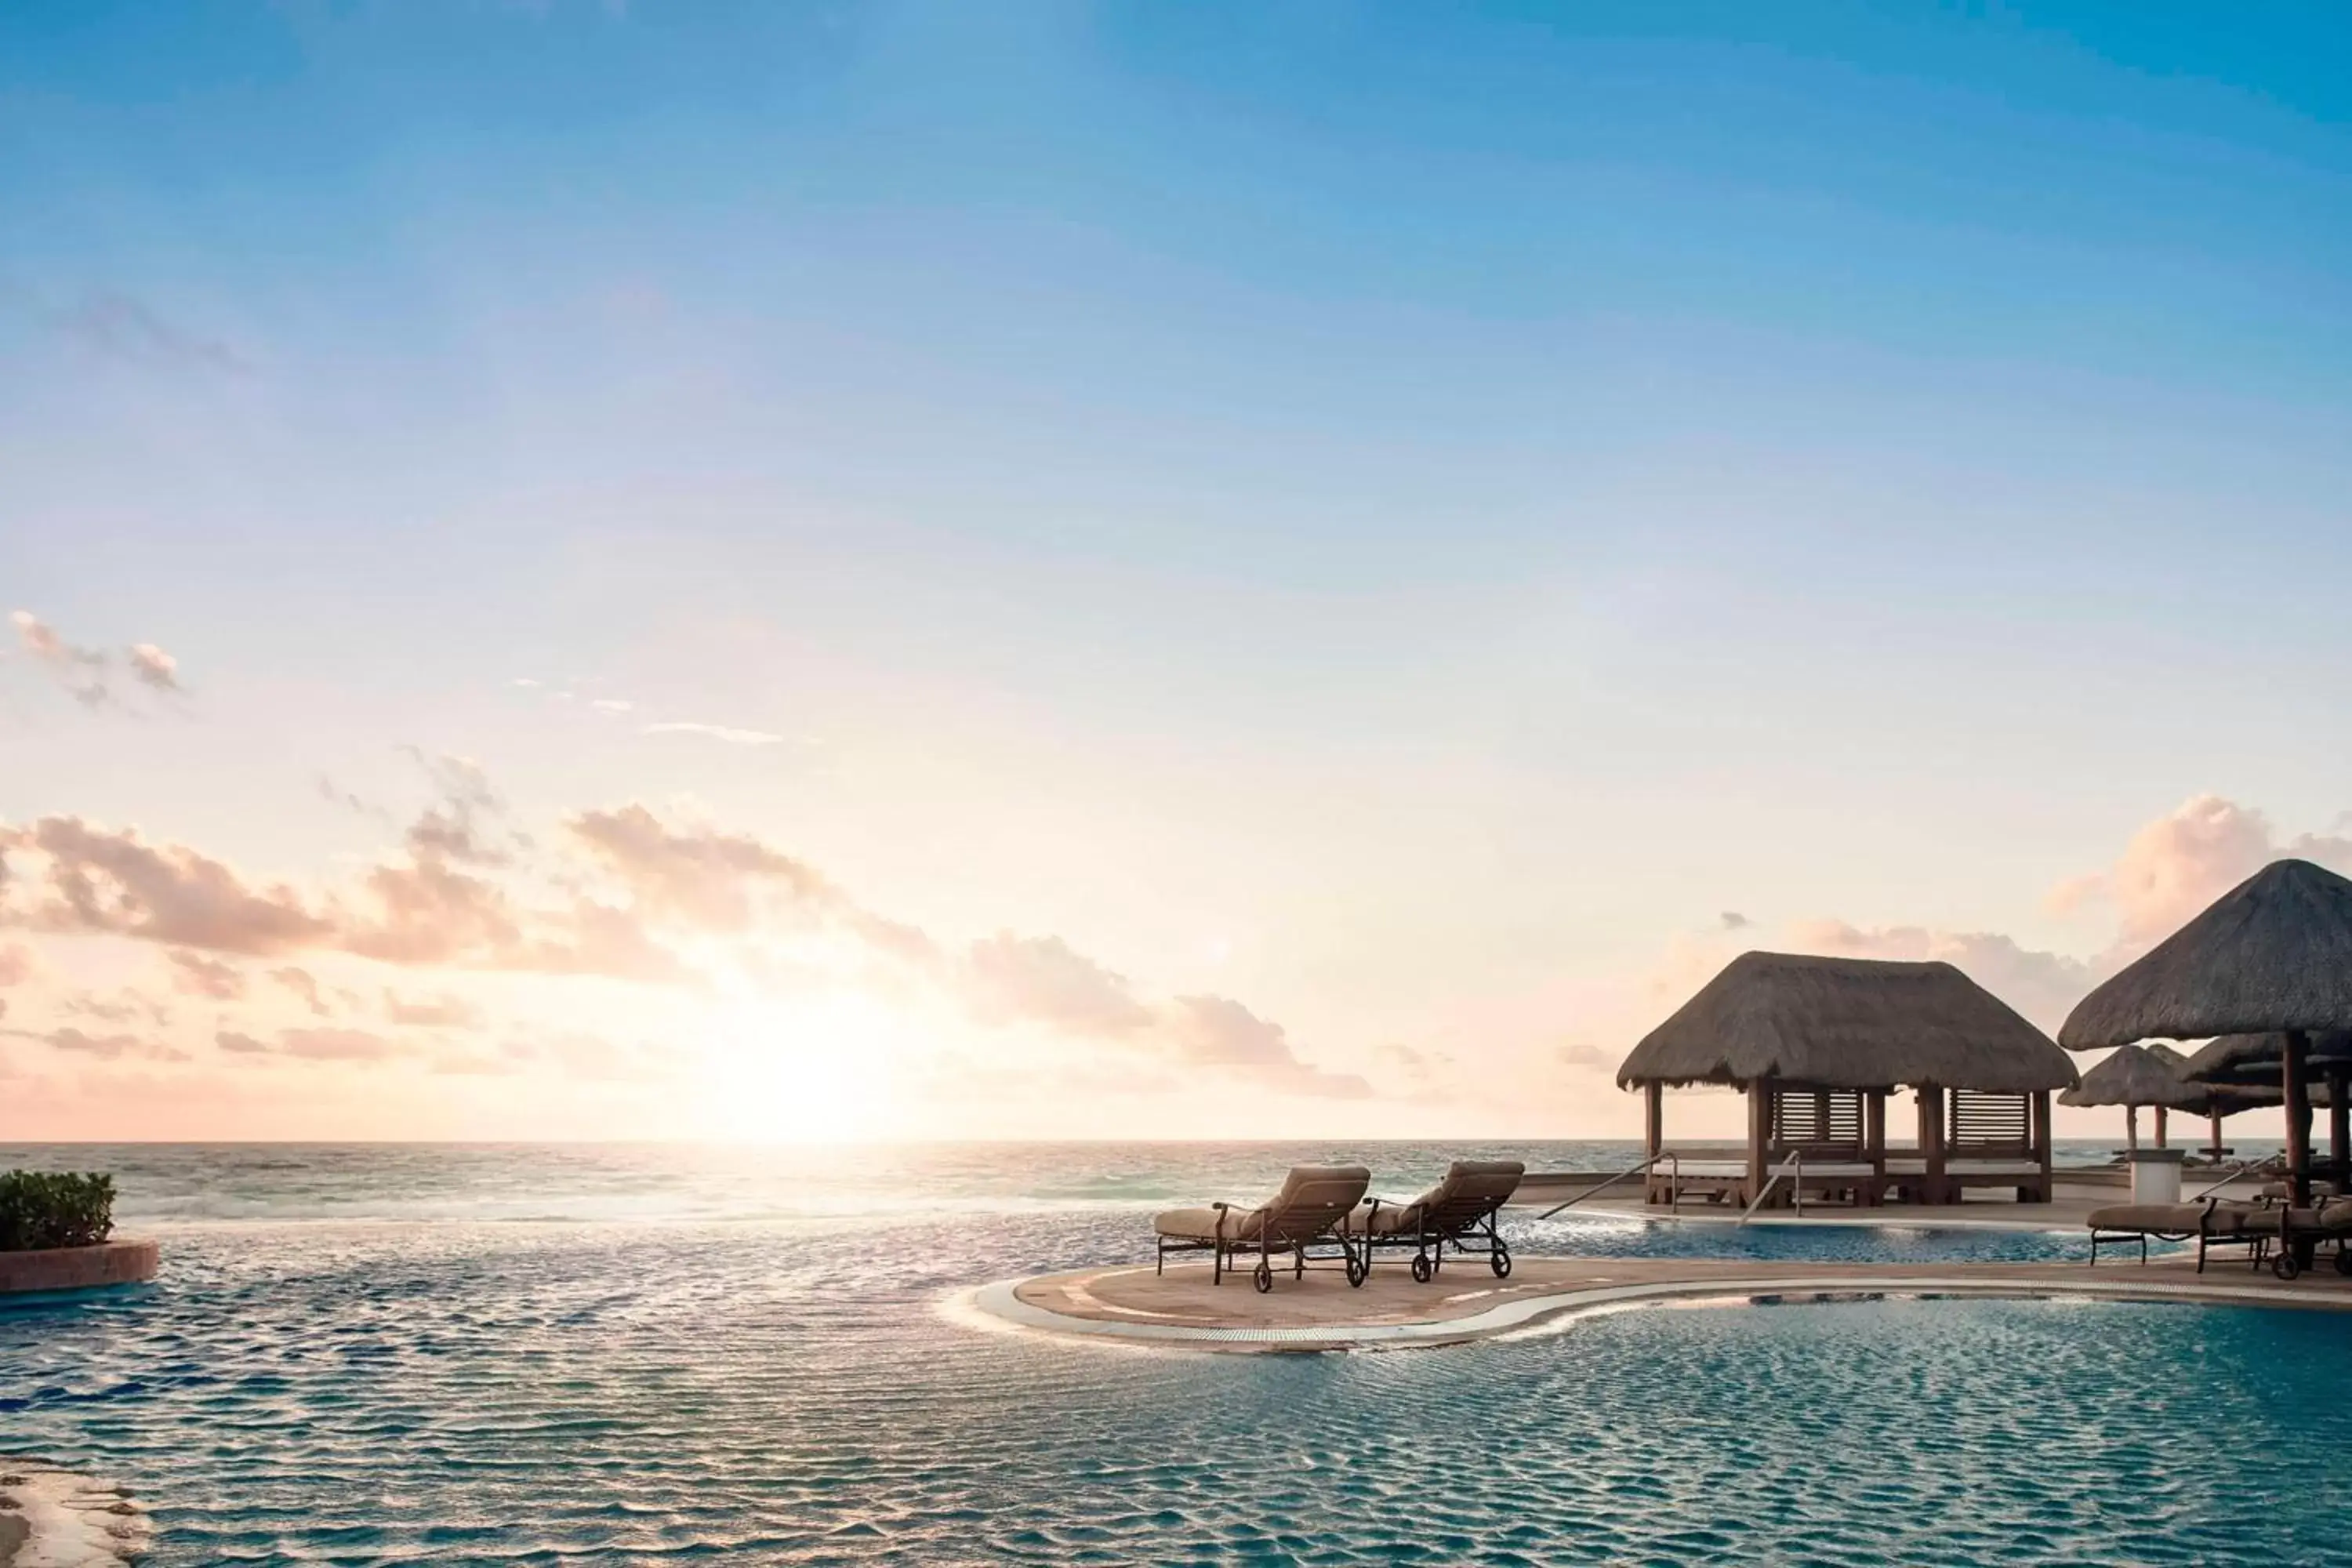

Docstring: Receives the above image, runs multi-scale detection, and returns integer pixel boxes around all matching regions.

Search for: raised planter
[0,1238,159,1295]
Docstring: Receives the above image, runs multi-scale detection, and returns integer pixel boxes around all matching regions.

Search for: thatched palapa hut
[2060,1041,2208,1152]
[1618,951,2078,1208]
[2060,857,2352,1213]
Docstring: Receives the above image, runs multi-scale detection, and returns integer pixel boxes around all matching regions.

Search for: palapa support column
[2153,1104,2168,1150]
[2030,1089,2054,1203]
[2284,1029,2314,1209]
[1917,1084,1947,1205]
[2124,1104,2140,1156]
[2209,1112,2225,1161]
[1864,1090,1887,1207]
[1745,1077,1770,1209]
[1644,1081,1663,1163]
[2328,1070,2352,1190]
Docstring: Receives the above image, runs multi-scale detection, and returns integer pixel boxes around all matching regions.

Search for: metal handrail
[2190,1153,2283,1203]
[1535,1154,1664,1221]
[1737,1152,1805,1225]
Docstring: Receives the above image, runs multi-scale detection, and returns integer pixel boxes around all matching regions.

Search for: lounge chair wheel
[1410,1253,1432,1283]
[1491,1245,1512,1279]
[1253,1260,1273,1293]
[1345,1254,1367,1288]
[2272,1252,2301,1282]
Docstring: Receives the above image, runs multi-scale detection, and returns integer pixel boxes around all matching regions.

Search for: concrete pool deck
[983,1250,2352,1352]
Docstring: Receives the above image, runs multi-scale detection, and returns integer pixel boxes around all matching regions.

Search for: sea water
[2,1142,2343,1566]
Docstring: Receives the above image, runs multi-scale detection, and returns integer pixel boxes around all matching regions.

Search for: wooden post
[2031,1090,2054,1203]
[2125,1104,2139,1155]
[1643,1080,1663,1163]
[2209,1112,2224,1160]
[2330,1066,2350,1191]
[2153,1104,2168,1149]
[2284,1029,2313,1207]
[1864,1090,1887,1207]
[1917,1084,1947,1206]
[1746,1078,1770,1208]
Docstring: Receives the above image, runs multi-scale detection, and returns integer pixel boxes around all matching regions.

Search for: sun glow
[692,994,908,1143]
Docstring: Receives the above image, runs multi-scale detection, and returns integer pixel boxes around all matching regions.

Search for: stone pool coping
[972,1255,2352,1353]
[0,1239,158,1297]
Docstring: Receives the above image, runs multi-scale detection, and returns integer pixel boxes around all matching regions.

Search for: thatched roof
[2060,1042,2208,1110]
[2058,859,2352,1049]
[1617,951,2077,1092]
[2177,1030,2352,1088]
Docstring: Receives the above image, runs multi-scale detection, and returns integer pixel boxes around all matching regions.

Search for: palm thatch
[2058,859,2352,1049]
[1616,951,2077,1092]
[2177,1029,2352,1088]
[2060,1042,2209,1110]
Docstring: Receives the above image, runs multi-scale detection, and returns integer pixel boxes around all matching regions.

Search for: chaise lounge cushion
[1154,1166,1372,1247]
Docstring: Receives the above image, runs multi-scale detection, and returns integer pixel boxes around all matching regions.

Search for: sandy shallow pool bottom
[981,1253,2352,1352]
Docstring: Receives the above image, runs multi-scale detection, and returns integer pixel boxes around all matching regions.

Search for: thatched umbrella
[2059,857,2352,1207]
[1621,951,2077,1204]
[2180,1030,2352,1178]
[2059,1042,2206,1152]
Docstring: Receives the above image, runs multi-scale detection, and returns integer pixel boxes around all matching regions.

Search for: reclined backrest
[1406,1160,1526,1229]
[1240,1164,1371,1245]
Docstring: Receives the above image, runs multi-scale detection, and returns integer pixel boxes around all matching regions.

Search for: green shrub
[0,1171,117,1250]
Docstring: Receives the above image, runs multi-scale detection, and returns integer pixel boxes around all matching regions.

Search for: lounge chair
[2085,1196,2303,1274]
[1344,1160,1524,1282]
[1152,1165,1371,1292]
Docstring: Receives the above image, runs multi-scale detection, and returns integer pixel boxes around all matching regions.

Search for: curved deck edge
[969,1268,2352,1354]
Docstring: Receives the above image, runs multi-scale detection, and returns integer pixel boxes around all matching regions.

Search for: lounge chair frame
[1153,1205,1367,1291]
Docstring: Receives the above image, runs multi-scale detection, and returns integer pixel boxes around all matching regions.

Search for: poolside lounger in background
[1345,1160,1524,1282]
[1152,1165,1372,1293]
[2089,1203,2305,1279]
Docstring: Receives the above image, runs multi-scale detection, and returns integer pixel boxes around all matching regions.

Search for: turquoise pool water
[1,1144,2340,1565]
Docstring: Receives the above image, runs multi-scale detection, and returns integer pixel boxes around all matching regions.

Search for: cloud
[2045,794,2352,946]
[165,949,248,1000]
[215,1029,272,1055]
[963,933,1152,1035]
[1163,994,1372,1098]
[641,722,787,746]
[15,1025,190,1063]
[1719,911,1751,931]
[61,989,172,1027]
[279,1026,404,1062]
[380,989,484,1029]
[10,611,111,706]
[267,967,331,1016]
[2,815,334,954]
[127,644,182,692]
[566,804,834,931]
[343,855,524,964]
[590,699,633,713]
[0,943,35,988]
[47,289,250,375]
[1556,1042,1615,1071]
[9,613,187,709]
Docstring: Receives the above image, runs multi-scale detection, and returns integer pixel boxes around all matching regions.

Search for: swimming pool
[6,1196,2346,1566]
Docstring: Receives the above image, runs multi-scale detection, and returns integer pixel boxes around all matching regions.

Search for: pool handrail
[1737,1152,1806,1225]
[1534,1154,1665,1221]
[2189,1153,2284,1203]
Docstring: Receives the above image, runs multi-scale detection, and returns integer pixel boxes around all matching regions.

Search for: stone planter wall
[0,1238,159,1294]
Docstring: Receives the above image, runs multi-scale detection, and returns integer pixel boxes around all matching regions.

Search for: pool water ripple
[6,1207,2350,1565]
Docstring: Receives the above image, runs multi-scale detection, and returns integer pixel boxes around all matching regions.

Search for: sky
[2,1,2349,1142]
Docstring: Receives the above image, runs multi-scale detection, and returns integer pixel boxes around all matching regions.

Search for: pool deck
[988,1252,2352,1352]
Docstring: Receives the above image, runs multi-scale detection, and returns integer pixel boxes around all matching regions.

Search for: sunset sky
[4,2,2350,1142]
